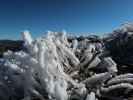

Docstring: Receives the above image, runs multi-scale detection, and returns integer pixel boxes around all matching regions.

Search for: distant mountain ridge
[0,40,24,57]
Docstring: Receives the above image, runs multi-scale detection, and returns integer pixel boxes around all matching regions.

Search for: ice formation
[0,24,133,100]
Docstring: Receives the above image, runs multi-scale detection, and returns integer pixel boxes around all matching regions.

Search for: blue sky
[0,0,133,39]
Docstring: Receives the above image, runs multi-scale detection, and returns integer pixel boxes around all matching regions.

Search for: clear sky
[0,0,133,39]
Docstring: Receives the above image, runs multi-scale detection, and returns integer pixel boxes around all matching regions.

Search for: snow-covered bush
[0,31,81,100]
[1,25,133,100]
